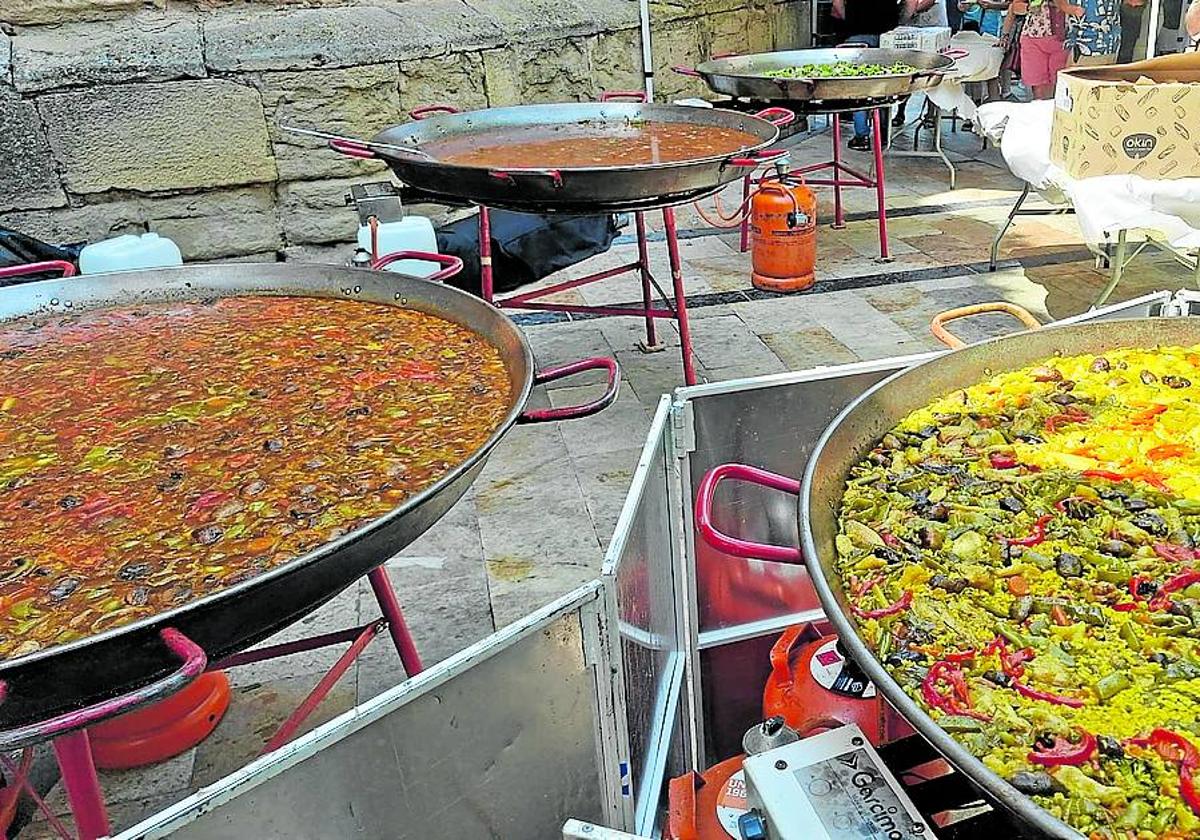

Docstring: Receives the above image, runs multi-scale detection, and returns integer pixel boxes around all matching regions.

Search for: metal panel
[114,585,606,840]
[602,396,684,833]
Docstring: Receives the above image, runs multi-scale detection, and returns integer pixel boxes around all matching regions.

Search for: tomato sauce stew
[0,296,513,659]
[431,121,763,168]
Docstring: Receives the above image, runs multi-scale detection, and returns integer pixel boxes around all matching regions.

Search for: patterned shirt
[1065,0,1121,56]
[1023,1,1055,38]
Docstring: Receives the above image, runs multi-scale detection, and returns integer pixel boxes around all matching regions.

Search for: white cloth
[925,32,1005,119]
[911,2,950,27]
[975,99,1200,249]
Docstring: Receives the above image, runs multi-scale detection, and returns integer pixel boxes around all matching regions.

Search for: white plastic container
[355,216,440,277]
[78,233,183,274]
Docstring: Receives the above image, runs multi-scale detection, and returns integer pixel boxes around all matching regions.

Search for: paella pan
[0,262,618,733]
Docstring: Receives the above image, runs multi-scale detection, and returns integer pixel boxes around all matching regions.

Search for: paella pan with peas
[788,318,1200,840]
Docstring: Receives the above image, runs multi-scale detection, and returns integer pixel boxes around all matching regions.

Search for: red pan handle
[0,628,206,748]
[671,65,701,77]
[330,138,377,160]
[0,260,77,281]
[370,251,464,282]
[599,90,648,102]
[755,107,796,127]
[694,463,803,563]
[518,357,620,423]
[489,168,565,189]
[727,148,788,168]
[410,103,462,120]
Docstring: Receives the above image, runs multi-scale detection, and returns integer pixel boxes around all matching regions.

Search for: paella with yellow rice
[836,345,1200,838]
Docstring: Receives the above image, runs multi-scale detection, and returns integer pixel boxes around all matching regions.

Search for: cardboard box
[881,26,952,52]
[1051,52,1200,180]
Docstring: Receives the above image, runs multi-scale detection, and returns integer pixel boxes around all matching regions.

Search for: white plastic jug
[356,216,440,277]
[79,233,183,275]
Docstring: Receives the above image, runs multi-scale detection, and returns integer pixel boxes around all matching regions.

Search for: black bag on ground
[436,210,619,297]
[0,228,81,284]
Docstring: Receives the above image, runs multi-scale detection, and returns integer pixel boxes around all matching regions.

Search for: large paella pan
[0,262,617,734]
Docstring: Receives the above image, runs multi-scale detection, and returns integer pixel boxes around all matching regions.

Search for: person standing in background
[1003,0,1071,99]
[1065,0,1121,63]
[1188,0,1200,48]
[833,0,918,150]
[1117,0,1145,61]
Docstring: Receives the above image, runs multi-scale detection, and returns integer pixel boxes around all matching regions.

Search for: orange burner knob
[749,179,817,293]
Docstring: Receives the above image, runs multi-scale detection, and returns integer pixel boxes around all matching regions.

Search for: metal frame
[884,99,957,189]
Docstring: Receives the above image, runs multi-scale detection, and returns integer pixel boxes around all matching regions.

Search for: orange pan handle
[929,302,1042,350]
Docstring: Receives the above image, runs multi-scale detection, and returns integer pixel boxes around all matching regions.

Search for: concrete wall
[0,0,810,261]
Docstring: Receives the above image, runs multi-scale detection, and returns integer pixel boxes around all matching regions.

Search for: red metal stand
[739,106,891,261]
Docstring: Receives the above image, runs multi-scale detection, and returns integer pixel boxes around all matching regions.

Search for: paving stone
[478,415,569,484]
[524,322,615,388]
[191,673,356,788]
[614,347,695,410]
[255,63,400,181]
[731,296,821,333]
[25,793,183,839]
[0,87,65,212]
[550,383,650,461]
[759,325,859,370]
[40,749,195,816]
[570,447,642,549]
[800,291,919,357]
[686,312,784,372]
[12,11,204,93]
[486,562,598,628]
[204,6,440,73]
[38,80,276,194]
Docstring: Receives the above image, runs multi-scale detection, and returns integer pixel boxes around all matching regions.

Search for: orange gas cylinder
[749,179,817,293]
[666,755,748,840]
[762,624,912,747]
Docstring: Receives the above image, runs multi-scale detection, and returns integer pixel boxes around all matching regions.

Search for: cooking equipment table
[0,256,619,840]
[678,48,955,261]
[327,95,794,386]
[94,291,1174,840]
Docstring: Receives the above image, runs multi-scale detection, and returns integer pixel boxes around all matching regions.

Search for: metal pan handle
[671,65,701,77]
[518,357,620,424]
[754,107,796,127]
[599,90,648,102]
[0,628,206,748]
[489,168,564,189]
[0,260,77,284]
[410,103,461,120]
[726,148,788,168]
[929,302,1042,350]
[370,251,464,282]
[694,463,802,563]
[330,138,377,160]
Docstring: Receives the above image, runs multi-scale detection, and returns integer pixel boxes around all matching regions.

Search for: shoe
[848,134,871,151]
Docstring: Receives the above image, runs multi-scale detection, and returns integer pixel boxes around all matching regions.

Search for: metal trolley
[110,290,1187,840]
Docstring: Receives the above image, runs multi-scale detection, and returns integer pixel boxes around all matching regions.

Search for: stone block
[649,0,752,22]
[11,11,205,93]
[590,28,643,95]
[277,176,368,245]
[0,88,66,212]
[404,0,505,52]
[255,63,399,181]
[204,6,442,73]
[652,19,709,100]
[1,187,282,260]
[484,38,595,104]
[0,0,139,27]
[771,0,811,49]
[38,80,277,194]
[705,7,774,57]
[398,51,488,115]
[1,30,10,83]
[467,0,638,40]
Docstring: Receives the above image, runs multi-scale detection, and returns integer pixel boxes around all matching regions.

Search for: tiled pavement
[22,110,1200,837]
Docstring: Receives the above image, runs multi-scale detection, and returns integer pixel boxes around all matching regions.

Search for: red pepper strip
[921,661,991,721]
[943,649,977,664]
[1182,766,1200,817]
[1045,408,1090,434]
[1160,569,1200,596]
[1001,513,1055,547]
[852,573,886,598]
[850,590,913,620]
[983,636,1034,679]
[989,452,1018,469]
[1126,728,1200,815]
[1028,728,1097,767]
[881,531,901,547]
[1155,543,1198,564]
[184,490,234,523]
[1111,602,1138,612]
[1130,575,1147,601]
[1082,469,1127,482]
[1129,404,1169,426]
[1012,680,1086,708]
[1148,443,1190,461]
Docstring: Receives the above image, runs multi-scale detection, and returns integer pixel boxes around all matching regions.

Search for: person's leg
[843,34,881,147]
[1119,2,1144,62]
[1020,36,1053,99]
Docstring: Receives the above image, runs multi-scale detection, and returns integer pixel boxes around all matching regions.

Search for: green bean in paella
[836,345,1200,839]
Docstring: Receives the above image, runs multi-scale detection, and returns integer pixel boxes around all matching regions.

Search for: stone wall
[0,0,810,261]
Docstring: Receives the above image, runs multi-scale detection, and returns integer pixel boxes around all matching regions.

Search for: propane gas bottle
[749,179,817,293]
[761,625,912,747]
